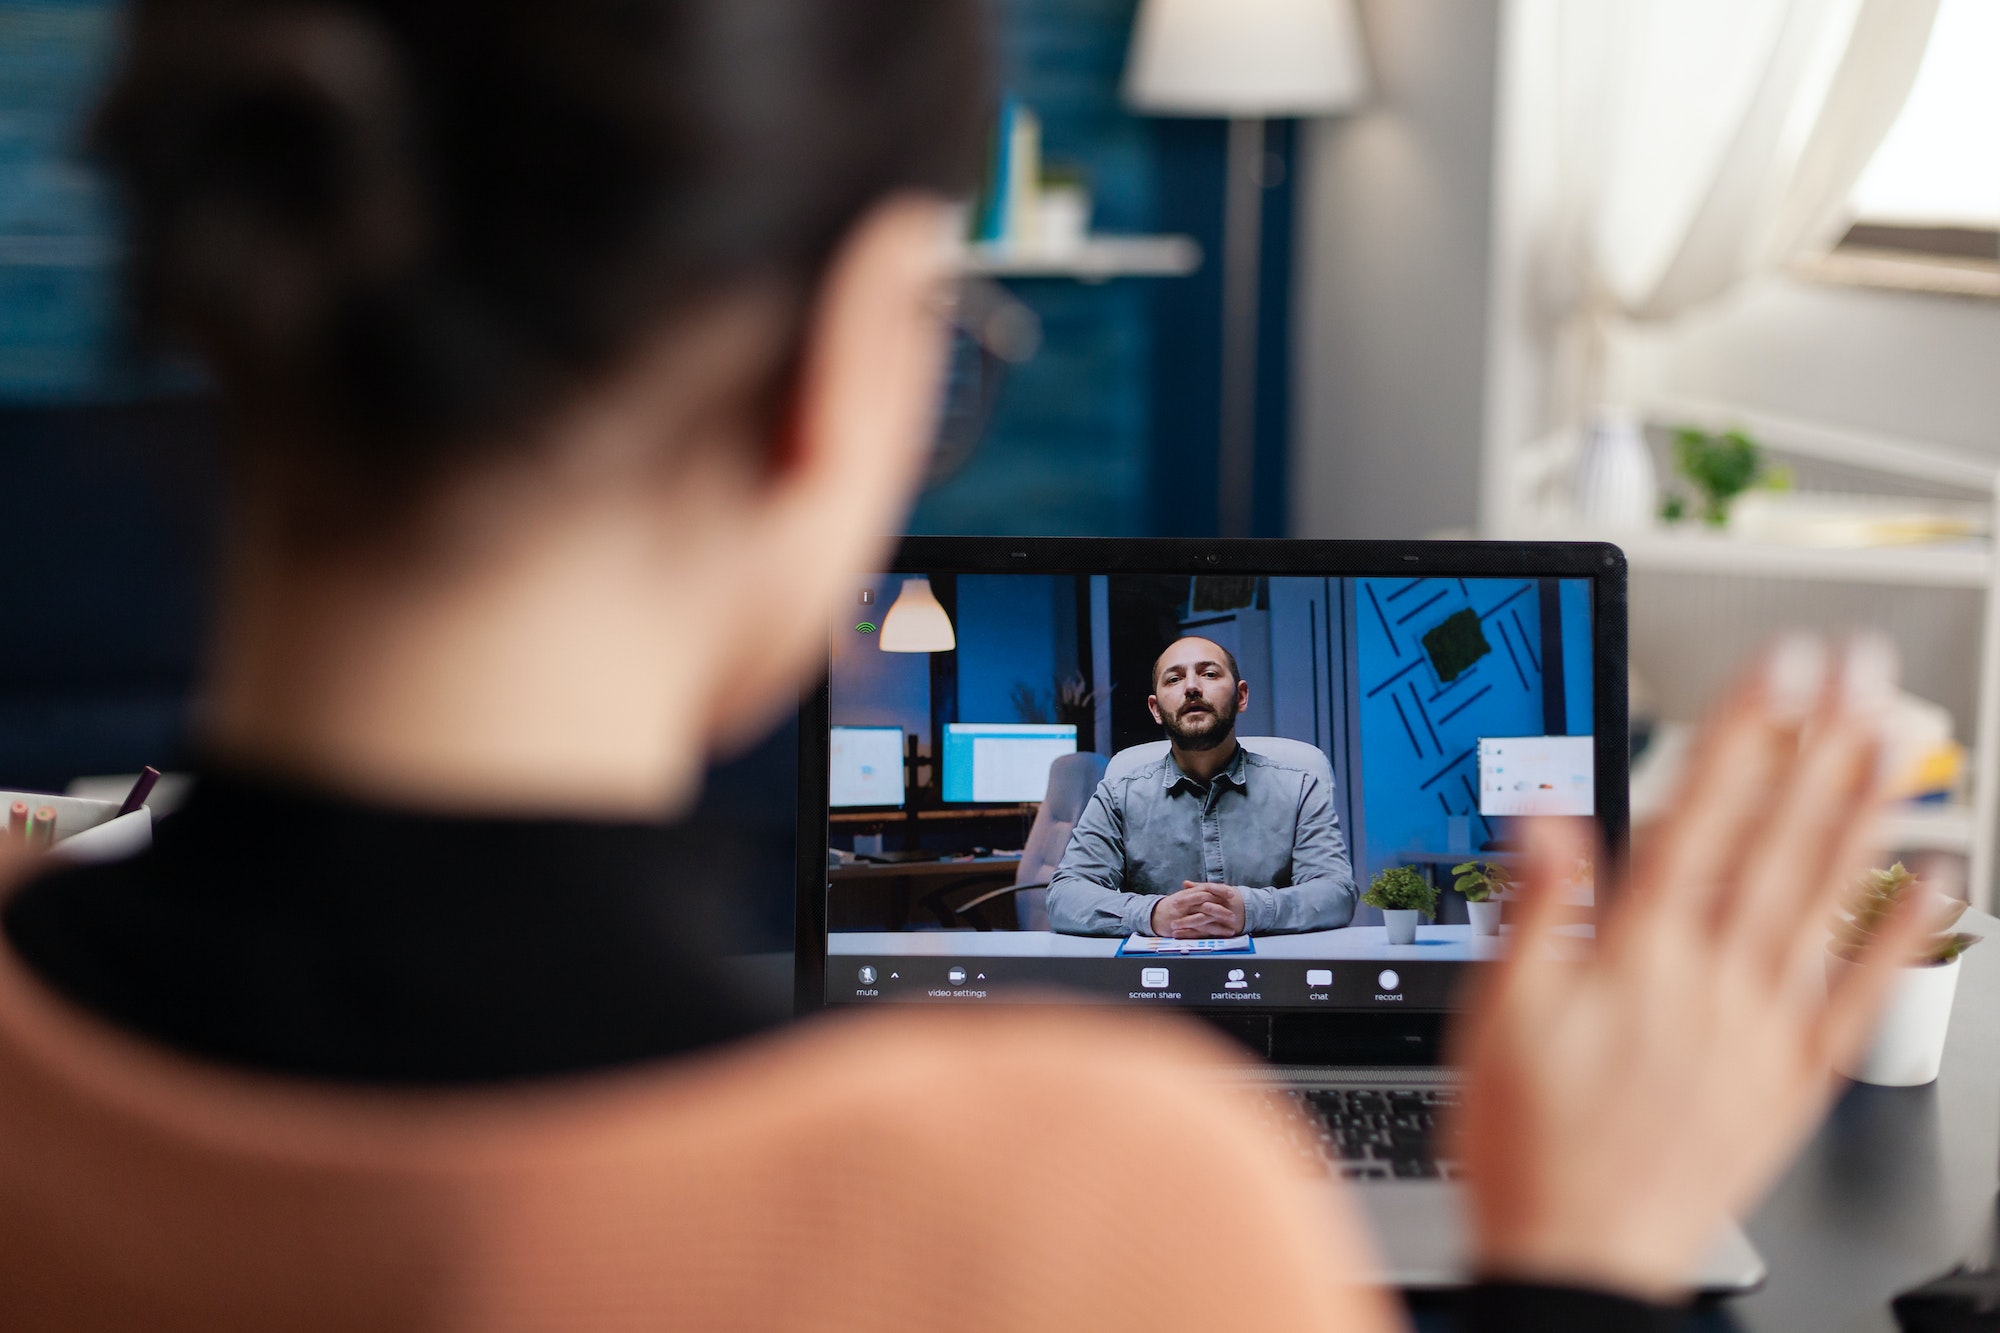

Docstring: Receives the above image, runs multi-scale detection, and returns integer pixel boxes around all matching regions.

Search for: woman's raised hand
[1452,636,1933,1300]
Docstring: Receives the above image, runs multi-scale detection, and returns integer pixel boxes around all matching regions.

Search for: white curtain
[1537,0,1941,402]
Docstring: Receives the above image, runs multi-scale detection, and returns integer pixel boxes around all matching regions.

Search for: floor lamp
[1125,0,1368,538]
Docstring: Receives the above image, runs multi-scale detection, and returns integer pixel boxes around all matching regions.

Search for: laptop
[795,537,1765,1293]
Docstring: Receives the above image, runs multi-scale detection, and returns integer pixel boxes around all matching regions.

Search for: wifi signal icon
[854,622,877,634]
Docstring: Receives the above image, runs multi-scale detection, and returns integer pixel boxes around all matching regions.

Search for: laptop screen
[809,546,1619,1016]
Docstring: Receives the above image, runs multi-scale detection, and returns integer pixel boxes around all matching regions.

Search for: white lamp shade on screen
[1124,0,1369,116]
[878,576,956,653]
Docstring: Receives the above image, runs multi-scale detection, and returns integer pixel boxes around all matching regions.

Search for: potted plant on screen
[1828,863,1981,1087]
[1364,866,1438,946]
[1452,860,1511,937]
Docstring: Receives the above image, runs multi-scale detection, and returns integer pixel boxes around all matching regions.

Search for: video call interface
[824,572,1597,1011]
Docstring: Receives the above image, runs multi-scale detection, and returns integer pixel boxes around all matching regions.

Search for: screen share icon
[1140,967,1169,989]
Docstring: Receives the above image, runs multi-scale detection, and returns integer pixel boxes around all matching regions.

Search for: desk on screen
[827,924,1531,962]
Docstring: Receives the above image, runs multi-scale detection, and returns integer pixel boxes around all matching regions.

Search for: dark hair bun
[96,0,989,476]
[98,9,427,414]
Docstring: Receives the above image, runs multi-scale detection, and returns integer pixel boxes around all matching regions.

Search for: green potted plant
[1452,860,1512,937]
[1658,426,1792,528]
[1364,865,1438,946]
[1828,863,1981,1086]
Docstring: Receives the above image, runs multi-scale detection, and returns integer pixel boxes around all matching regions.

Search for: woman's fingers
[1816,881,1936,1071]
[1720,639,1897,976]
[1632,637,1828,934]
[1499,817,1592,979]
[1773,739,1891,993]
[1723,729,1887,963]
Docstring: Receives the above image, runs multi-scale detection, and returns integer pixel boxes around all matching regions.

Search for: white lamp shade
[1124,0,1368,117]
[878,577,956,653]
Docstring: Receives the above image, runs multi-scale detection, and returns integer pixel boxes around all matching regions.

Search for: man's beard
[1161,694,1238,752]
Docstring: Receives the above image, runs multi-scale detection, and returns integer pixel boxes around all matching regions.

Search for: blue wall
[2,1,118,399]
[0,0,197,400]
[1353,577,1594,877]
[907,0,1295,539]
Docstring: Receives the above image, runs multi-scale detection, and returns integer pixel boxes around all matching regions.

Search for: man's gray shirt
[1045,743,1357,936]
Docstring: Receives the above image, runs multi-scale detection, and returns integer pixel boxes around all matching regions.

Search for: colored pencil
[26,806,56,849]
[118,766,162,817]
[7,801,26,836]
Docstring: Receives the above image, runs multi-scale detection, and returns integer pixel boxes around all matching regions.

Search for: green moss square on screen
[1422,608,1490,684]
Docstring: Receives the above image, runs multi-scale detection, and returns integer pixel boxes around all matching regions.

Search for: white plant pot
[1467,900,1503,937]
[1383,910,1420,946]
[1573,406,1658,528]
[1826,952,1961,1087]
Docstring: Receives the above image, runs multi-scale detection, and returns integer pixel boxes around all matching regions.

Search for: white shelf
[1513,522,1993,589]
[1886,804,1978,854]
[1499,399,2000,909]
[1637,727,1977,857]
[954,235,1202,280]
[1645,397,2000,492]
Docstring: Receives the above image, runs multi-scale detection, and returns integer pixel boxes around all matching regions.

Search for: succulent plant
[1831,862,1981,967]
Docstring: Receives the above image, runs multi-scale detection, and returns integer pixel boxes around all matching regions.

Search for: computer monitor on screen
[942,723,1076,803]
[1478,735,1595,816]
[829,726,906,808]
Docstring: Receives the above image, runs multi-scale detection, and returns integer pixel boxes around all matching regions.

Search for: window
[1819,0,2000,295]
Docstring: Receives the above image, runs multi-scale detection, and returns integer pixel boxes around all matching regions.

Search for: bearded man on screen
[1045,636,1357,938]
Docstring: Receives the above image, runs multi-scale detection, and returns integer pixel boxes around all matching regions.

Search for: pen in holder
[0,790,153,865]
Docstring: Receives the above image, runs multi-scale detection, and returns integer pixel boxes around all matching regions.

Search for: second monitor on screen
[942,723,1076,803]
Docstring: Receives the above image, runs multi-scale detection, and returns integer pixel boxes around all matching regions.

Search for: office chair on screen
[1101,736,1334,793]
[947,738,1338,931]
[945,749,1109,930]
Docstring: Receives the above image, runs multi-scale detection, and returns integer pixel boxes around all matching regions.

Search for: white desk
[827,924,1590,962]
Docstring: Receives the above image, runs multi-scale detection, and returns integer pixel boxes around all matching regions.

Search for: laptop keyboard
[1270,1087,1464,1181]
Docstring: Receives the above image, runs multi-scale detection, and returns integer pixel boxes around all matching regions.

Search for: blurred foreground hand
[1451,635,1932,1301]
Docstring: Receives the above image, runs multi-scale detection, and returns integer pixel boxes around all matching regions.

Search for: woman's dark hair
[96,0,989,486]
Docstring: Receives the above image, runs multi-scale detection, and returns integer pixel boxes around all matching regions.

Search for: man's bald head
[1150,636,1244,753]
[1152,636,1240,690]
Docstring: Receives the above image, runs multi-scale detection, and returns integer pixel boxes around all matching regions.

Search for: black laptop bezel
[794,537,1629,1064]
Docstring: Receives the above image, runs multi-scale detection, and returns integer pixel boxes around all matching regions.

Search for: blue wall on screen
[827,576,931,754]
[1562,579,1595,737]
[1351,578,1594,878]
[953,574,1078,725]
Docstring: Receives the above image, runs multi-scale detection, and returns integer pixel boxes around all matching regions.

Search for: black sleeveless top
[2,769,776,1083]
[0,770,1676,1329]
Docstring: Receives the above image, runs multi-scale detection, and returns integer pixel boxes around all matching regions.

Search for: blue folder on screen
[1116,936,1255,957]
